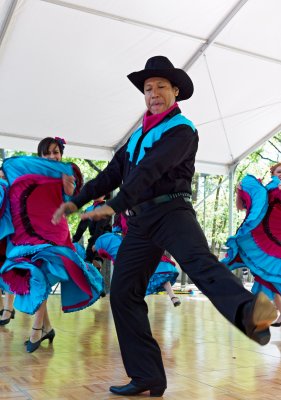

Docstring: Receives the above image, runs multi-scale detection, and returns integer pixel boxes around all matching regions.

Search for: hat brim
[127,68,193,101]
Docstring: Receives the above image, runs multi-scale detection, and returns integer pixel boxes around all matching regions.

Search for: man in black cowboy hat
[53,56,277,397]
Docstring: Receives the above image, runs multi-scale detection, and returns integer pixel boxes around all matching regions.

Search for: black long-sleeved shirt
[72,107,198,213]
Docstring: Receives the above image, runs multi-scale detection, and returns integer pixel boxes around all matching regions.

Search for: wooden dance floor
[1,292,281,399]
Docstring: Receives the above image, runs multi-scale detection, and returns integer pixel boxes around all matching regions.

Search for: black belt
[126,192,191,217]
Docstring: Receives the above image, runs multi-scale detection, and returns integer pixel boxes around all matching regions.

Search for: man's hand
[81,204,115,221]
[52,201,78,224]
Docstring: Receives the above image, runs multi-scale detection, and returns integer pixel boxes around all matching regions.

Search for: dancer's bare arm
[52,202,78,224]
[81,204,115,221]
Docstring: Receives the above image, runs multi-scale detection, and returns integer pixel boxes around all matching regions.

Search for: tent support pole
[228,167,234,236]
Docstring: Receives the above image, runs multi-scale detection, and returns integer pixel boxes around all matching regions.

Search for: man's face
[144,77,178,115]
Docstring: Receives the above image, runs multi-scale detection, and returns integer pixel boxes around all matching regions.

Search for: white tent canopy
[0,0,281,175]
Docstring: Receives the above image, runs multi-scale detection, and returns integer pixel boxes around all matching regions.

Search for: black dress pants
[110,197,253,387]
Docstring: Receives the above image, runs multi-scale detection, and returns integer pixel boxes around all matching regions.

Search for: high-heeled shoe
[0,309,15,325]
[109,381,166,397]
[41,328,55,343]
[25,327,43,353]
[171,296,181,307]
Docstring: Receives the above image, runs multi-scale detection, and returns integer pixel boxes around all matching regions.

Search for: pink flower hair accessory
[54,137,66,151]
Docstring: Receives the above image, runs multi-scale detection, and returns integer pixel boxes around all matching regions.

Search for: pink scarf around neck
[142,102,178,133]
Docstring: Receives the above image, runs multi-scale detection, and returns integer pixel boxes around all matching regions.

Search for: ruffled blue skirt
[95,232,179,295]
[0,156,104,314]
[222,175,281,298]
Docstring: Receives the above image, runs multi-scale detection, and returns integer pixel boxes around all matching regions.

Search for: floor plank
[0,292,281,399]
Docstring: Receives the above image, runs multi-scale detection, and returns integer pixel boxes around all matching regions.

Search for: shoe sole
[253,292,277,330]
[251,292,277,345]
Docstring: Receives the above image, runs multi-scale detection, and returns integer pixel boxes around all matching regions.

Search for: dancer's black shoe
[41,328,55,343]
[109,381,166,397]
[0,309,15,326]
[25,327,43,353]
[171,296,181,307]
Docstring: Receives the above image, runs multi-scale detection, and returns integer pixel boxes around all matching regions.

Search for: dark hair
[71,162,83,194]
[0,166,6,180]
[270,162,281,176]
[37,137,65,157]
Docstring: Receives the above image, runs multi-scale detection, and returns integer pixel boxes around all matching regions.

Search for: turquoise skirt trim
[222,175,281,296]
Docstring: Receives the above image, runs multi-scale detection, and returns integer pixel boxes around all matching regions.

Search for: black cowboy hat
[127,56,193,101]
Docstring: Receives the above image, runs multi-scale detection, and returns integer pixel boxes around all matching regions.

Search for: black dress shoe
[242,292,277,345]
[109,382,166,397]
[0,309,15,326]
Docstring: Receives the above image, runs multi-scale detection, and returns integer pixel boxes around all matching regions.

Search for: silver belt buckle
[125,209,135,217]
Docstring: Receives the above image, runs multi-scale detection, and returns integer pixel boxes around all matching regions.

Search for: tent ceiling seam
[114,116,143,151]
[41,0,281,66]
[41,0,205,44]
[0,131,114,151]
[181,0,249,71]
[214,43,281,65]
[196,160,230,167]
[230,122,281,166]
[203,54,234,161]
[197,100,281,127]
[0,0,18,48]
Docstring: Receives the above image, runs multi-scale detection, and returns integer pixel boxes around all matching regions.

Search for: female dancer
[223,162,281,326]
[94,213,181,306]
[1,137,104,352]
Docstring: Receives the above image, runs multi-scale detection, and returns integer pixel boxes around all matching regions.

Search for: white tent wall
[0,0,280,174]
